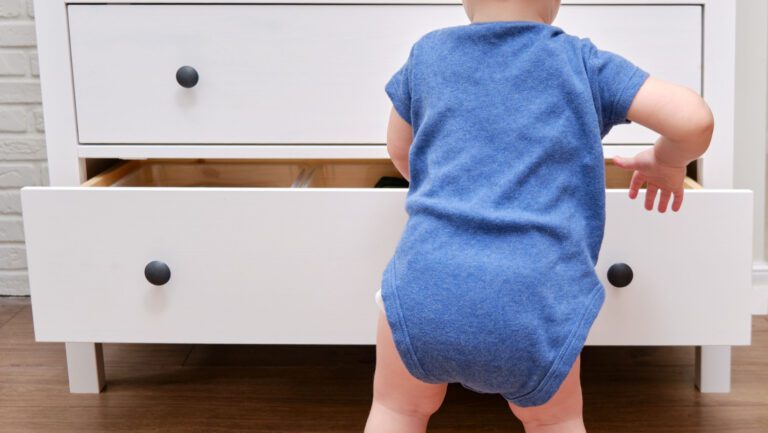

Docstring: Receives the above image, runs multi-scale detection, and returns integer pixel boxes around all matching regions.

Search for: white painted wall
[734,0,767,261]
[0,0,45,296]
[734,0,768,314]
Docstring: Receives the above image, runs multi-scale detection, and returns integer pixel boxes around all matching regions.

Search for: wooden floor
[0,297,766,432]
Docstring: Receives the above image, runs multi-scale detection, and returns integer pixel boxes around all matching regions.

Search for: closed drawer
[68,4,701,145]
[21,160,750,344]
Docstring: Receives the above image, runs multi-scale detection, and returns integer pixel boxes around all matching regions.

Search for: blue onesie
[379,21,649,407]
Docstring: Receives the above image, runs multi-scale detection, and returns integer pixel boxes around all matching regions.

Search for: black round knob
[175,66,199,88]
[144,261,171,286]
[607,263,633,288]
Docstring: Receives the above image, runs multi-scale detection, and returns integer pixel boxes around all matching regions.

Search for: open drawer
[596,163,753,346]
[21,159,752,345]
[79,159,407,189]
[22,159,410,344]
[75,158,702,189]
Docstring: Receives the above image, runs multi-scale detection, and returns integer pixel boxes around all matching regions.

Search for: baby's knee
[507,387,585,431]
[509,401,583,430]
[509,391,585,433]
[507,359,584,427]
[373,384,446,419]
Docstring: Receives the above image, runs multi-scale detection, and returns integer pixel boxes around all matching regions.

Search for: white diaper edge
[375,288,384,312]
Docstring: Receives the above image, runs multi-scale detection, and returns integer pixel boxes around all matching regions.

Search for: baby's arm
[613,76,714,212]
[387,106,414,181]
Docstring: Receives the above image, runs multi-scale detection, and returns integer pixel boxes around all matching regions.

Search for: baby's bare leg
[508,354,587,433]
[364,311,448,433]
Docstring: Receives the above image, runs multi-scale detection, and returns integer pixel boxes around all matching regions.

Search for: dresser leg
[694,345,731,393]
[65,342,106,393]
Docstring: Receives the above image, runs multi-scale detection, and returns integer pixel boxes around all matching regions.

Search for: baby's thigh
[507,354,584,425]
[372,311,448,415]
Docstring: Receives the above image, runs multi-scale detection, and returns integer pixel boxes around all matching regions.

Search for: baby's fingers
[657,189,672,213]
[628,171,644,199]
[645,184,659,211]
[671,189,684,212]
[612,155,637,170]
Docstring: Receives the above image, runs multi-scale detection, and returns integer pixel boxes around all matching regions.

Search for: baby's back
[379,21,648,407]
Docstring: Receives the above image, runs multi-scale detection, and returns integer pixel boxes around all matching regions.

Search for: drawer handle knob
[175,66,199,88]
[144,261,171,286]
[607,263,633,288]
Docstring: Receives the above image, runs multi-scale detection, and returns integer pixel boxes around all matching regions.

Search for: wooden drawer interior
[83,159,702,189]
[300,160,404,188]
[605,160,701,189]
[82,159,311,188]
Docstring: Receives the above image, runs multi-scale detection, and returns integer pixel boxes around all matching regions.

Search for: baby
[365,0,713,432]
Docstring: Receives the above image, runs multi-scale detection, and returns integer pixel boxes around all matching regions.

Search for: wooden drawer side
[82,159,313,188]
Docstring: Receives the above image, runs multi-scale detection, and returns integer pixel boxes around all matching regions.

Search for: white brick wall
[0,0,45,296]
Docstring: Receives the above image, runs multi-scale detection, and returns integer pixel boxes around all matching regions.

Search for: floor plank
[0,296,26,329]
[0,298,766,432]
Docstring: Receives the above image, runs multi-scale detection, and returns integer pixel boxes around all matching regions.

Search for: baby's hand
[612,147,687,213]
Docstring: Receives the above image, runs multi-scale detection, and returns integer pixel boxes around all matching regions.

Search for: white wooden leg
[694,345,731,393]
[65,342,106,393]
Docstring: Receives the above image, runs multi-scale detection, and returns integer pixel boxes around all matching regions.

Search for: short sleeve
[585,40,650,137]
[384,46,415,125]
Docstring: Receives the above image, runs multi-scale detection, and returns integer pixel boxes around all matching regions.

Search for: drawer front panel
[22,187,750,345]
[22,188,407,343]
[68,4,700,145]
[68,4,468,145]
[590,189,753,345]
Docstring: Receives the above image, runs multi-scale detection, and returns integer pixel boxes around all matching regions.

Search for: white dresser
[23,0,755,394]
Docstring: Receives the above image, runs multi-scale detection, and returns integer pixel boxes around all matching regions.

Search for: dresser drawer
[23,159,407,343]
[68,4,468,145]
[21,160,750,344]
[593,171,753,345]
[67,4,700,146]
